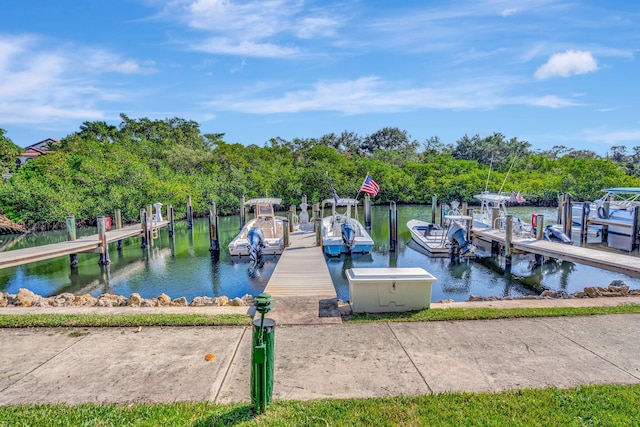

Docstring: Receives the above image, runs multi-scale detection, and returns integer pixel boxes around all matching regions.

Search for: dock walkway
[0,221,169,270]
[262,223,339,325]
[472,228,640,276]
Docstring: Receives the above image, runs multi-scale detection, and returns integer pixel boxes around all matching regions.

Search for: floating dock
[0,221,168,270]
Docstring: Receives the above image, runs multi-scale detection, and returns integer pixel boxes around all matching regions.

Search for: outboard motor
[247,227,265,262]
[341,222,356,253]
[543,225,572,245]
[447,221,476,256]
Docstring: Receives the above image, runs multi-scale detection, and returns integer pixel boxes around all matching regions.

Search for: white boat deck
[263,225,337,298]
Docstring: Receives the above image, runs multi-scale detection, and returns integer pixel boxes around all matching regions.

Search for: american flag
[360,174,379,197]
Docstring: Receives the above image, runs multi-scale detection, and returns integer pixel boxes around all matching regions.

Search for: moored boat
[321,198,373,256]
[228,198,285,260]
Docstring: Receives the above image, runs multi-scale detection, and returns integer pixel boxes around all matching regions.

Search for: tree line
[1,116,640,228]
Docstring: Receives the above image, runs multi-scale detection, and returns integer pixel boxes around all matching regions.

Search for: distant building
[16,138,58,168]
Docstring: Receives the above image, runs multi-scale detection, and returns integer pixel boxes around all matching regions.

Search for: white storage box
[346,267,437,313]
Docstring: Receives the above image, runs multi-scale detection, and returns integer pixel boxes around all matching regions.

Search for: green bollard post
[251,293,275,414]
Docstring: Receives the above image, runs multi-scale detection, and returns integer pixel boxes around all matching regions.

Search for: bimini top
[244,198,282,205]
[473,192,511,203]
[321,198,359,206]
[601,188,640,203]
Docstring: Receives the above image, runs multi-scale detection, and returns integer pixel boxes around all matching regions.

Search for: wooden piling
[208,201,220,254]
[114,209,123,250]
[580,203,589,243]
[66,215,78,268]
[288,205,295,232]
[167,204,175,237]
[315,217,322,246]
[97,216,111,265]
[557,193,564,224]
[283,218,290,247]
[140,208,148,249]
[563,194,572,239]
[536,214,545,240]
[631,206,640,252]
[389,201,398,252]
[431,195,437,224]
[466,208,474,241]
[186,196,193,229]
[239,196,246,228]
[364,194,372,228]
[505,215,513,270]
[491,207,500,229]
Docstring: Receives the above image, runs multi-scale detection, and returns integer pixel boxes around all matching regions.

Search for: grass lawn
[0,384,638,426]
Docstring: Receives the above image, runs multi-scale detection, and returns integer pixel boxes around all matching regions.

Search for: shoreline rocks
[465,281,640,302]
[0,289,254,308]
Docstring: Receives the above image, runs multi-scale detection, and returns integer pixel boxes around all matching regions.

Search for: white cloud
[585,129,640,145]
[159,0,345,57]
[190,37,298,57]
[204,76,578,114]
[534,50,598,80]
[0,34,149,125]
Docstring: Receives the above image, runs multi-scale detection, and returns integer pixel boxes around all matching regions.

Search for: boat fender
[583,202,590,216]
[531,214,537,228]
[597,206,607,219]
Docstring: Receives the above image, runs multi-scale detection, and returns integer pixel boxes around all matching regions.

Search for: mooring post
[186,195,193,230]
[601,200,610,242]
[140,208,148,249]
[167,204,175,237]
[466,208,474,241]
[315,217,322,246]
[97,216,111,265]
[209,201,220,254]
[313,203,320,232]
[505,214,513,271]
[536,214,545,240]
[66,215,78,268]
[364,194,372,229]
[563,193,572,240]
[557,193,564,224]
[580,203,589,244]
[240,196,246,229]
[283,218,290,247]
[114,209,123,250]
[631,206,640,252]
[491,207,500,229]
[288,206,295,232]
[389,201,398,252]
[431,194,437,224]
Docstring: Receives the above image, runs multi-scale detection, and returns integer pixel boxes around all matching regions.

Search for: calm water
[1,204,639,302]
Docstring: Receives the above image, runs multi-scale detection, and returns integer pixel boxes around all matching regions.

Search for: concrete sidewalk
[1,312,639,405]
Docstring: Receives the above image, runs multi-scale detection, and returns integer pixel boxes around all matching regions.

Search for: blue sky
[1,0,638,155]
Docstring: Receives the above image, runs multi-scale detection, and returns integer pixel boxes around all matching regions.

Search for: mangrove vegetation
[2,115,640,229]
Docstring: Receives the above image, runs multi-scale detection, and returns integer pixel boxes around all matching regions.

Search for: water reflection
[2,204,640,302]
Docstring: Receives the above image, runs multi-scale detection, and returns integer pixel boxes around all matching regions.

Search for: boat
[473,191,571,244]
[572,188,640,250]
[228,198,285,260]
[407,202,475,257]
[321,198,374,256]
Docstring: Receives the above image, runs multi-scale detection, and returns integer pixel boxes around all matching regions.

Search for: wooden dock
[264,225,336,298]
[0,221,168,270]
[472,228,640,277]
[261,224,340,325]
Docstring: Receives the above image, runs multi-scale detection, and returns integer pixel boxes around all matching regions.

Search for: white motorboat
[321,198,374,256]
[572,188,640,250]
[473,191,571,244]
[407,217,475,258]
[228,198,285,260]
